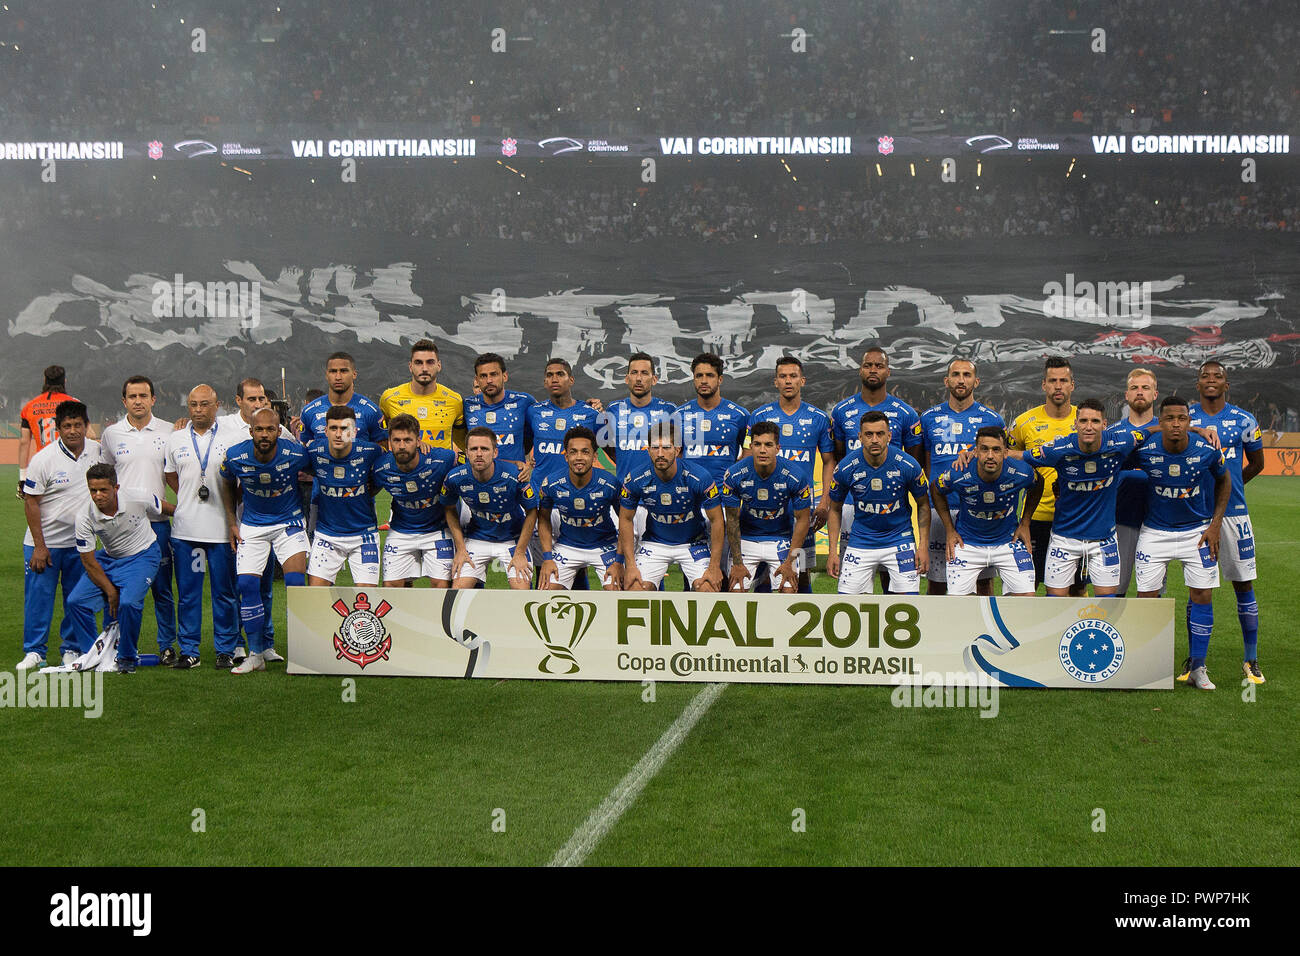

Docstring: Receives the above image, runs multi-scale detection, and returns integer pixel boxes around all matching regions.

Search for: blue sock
[284,571,305,587]
[237,574,265,653]
[1187,601,1213,668]
[1235,588,1258,661]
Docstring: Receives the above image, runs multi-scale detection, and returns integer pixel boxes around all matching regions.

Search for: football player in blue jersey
[825,412,930,594]
[919,358,1005,595]
[464,352,536,483]
[748,356,834,592]
[1023,399,1148,597]
[1191,360,1267,684]
[679,353,749,487]
[442,427,538,590]
[537,426,625,590]
[601,353,678,548]
[304,406,385,587]
[721,422,812,592]
[1133,396,1231,690]
[219,407,310,674]
[620,420,724,592]
[297,352,388,446]
[931,426,1041,596]
[829,345,925,589]
[1115,368,1160,595]
[372,414,459,588]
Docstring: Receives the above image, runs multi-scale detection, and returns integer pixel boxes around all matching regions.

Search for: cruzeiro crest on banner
[524,595,597,674]
[332,592,393,669]
[1059,604,1125,683]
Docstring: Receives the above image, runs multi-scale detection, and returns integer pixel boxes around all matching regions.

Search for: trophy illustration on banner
[524,595,598,674]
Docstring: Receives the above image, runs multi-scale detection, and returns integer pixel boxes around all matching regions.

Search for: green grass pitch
[2,467,1296,866]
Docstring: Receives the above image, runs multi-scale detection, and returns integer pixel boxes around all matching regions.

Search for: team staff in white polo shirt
[17,400,102,670]
[100,375,178,663]
[164,385,240,670]
[66,463,175,673]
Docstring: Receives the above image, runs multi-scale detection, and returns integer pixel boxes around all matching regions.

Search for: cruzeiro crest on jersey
[1058,605,1125,683]
[332,593,393,669]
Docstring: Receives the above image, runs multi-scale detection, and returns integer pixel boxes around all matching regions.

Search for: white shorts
[634,539,713,588]
[546,542,622,588]
[1045,532,1121,590]
[457,538,532,584]
[383,529,453,582]
[1219,514,1257,583]
[1135,525,1220,592]
[307,531,381,585]
[236,521,309,576]
[928,509,993,584]
[948,541,1036,596]
[838,542,920,594]
[734,538,804,591]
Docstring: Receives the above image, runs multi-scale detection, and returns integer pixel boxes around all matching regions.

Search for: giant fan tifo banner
[287,588,1175,690]
[3,225,1298,423]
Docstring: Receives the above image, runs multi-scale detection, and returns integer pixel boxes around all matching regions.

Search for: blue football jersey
[601,397,678,486]
[370,448,458,535]
[1115,419,1159,528]
[527,400,601,492]
[935,457,1037,546]
[747,401,834,496]
[1189,402,1262,518]
[620,460,720,546]
[830,393,924,457]
[299,394,387,446]
[1134,434,1228,531]
[540,470,621,550]
[305,440,383,536]
[1026,424,1145,540]
[829,448,928,548]
[219,439,309,527]
[678,397,749,486]
[441,462,537,543]
[721,458,812,542]
[919,401,1006,484]
[464,389,536,463]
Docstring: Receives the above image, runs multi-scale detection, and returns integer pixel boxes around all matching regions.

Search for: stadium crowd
[3,0,1296,137]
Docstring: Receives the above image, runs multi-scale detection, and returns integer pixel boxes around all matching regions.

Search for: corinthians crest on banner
[331,592,393,668]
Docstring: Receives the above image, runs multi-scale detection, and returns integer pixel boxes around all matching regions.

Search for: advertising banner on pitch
[288,589,1174,690]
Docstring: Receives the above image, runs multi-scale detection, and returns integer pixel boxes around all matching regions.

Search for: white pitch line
[548,682,727,867]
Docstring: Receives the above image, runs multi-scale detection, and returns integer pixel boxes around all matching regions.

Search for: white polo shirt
[164,422,231,544]
[22,438,103,549]
[75,489,164,559]
[216,412,295,444]
[101,415,173,504]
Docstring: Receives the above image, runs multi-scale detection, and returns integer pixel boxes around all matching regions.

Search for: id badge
[895,544,916,573]
[1100,536,1120,568]
[434,538,454,559]
[1012,542,1034,572]
[1197,543,1217,569]
[688,541,712,563]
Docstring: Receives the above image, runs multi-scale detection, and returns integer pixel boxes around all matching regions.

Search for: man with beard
[372,413,459,587]
[537,426,624,590]
[1008,357,1078,593]
[380,339,465,452]
[1114,369,1161,596]
[464,353,536,484]
[919,359,1005,595]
